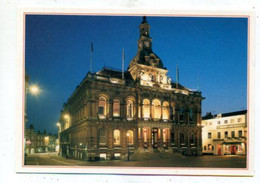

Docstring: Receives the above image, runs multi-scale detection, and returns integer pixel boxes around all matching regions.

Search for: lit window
[162,128,168,143]
[113,99,120,117]
[143,128,148,143]
[113,129,120,145]
[98,96,107,118]
[126,130,134,145]
[143,99,150,119]
[209,122,212,125]
[152,99,161,119]
[231,119,234,123]
[162,102,170,120]
[208,144,212,150]
[127,100,134,119]
[238,118,242,122]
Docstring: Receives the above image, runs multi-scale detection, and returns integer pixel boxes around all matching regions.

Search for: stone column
[187,130,190,148]
[140,103,143,120]
[159,128,163,150]
[91,100,97,119]
[161,105,163,121]
[107,128,113,159]
[109,99,113,120]
[177,130,181,148]
[150,104,153,119]
[87,101,92,118]
[120,102,126,120]
[148,128,152,150]
[138,127,143,150]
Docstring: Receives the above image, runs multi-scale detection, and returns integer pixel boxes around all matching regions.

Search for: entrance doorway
[151,128,158,148]
[217,145,221,155]
[230,145,237,155]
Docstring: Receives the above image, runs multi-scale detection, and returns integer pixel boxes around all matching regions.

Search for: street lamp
[126,132,130,161]
[29,84,41,95]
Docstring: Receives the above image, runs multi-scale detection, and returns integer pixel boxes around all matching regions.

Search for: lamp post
[24,80,41,165]
[56,122,61,156]
[126,132,130,161]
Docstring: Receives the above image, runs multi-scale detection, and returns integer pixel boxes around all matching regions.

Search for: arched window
[143,99,150,119]
[162,102,170,120]
[113,129,120,145]
[152,99,161,120]
[190,133,195,145]
[113,99,120,117]
[180,132,185,145]
[127,100,134,119]
[98,128,106,145]
[126,130,134,145]
[98,96,107,119]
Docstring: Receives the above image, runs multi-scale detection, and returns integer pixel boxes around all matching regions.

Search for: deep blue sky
[25,15,247,134]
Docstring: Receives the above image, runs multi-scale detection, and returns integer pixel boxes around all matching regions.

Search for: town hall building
[59,17,204,160]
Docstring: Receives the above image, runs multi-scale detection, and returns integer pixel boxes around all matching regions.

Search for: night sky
[25,15,248,134]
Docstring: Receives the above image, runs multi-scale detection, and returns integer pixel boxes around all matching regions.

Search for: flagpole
[197,74,200,91]
[176,64,179,89]
[90,42,93,73]
[122,48,125,80]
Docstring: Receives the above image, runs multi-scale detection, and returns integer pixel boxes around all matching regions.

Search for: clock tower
[128,16,172,90]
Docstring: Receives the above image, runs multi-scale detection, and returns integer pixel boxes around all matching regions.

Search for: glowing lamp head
[63,114,70,119]
[29,85,40,95]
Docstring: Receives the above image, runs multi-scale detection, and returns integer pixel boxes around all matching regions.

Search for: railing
[216,123,246,129]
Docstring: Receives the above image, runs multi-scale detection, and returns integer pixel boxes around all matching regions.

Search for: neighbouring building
[25,125,58,154]
[202,110,247,155]
[59,17,204,161]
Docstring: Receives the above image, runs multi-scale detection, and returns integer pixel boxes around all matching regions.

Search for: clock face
[144,41,150,47]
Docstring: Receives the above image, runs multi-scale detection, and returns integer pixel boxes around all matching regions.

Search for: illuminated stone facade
[25,125,58,154]
[59,17,204,160]
[202,110,247,155]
